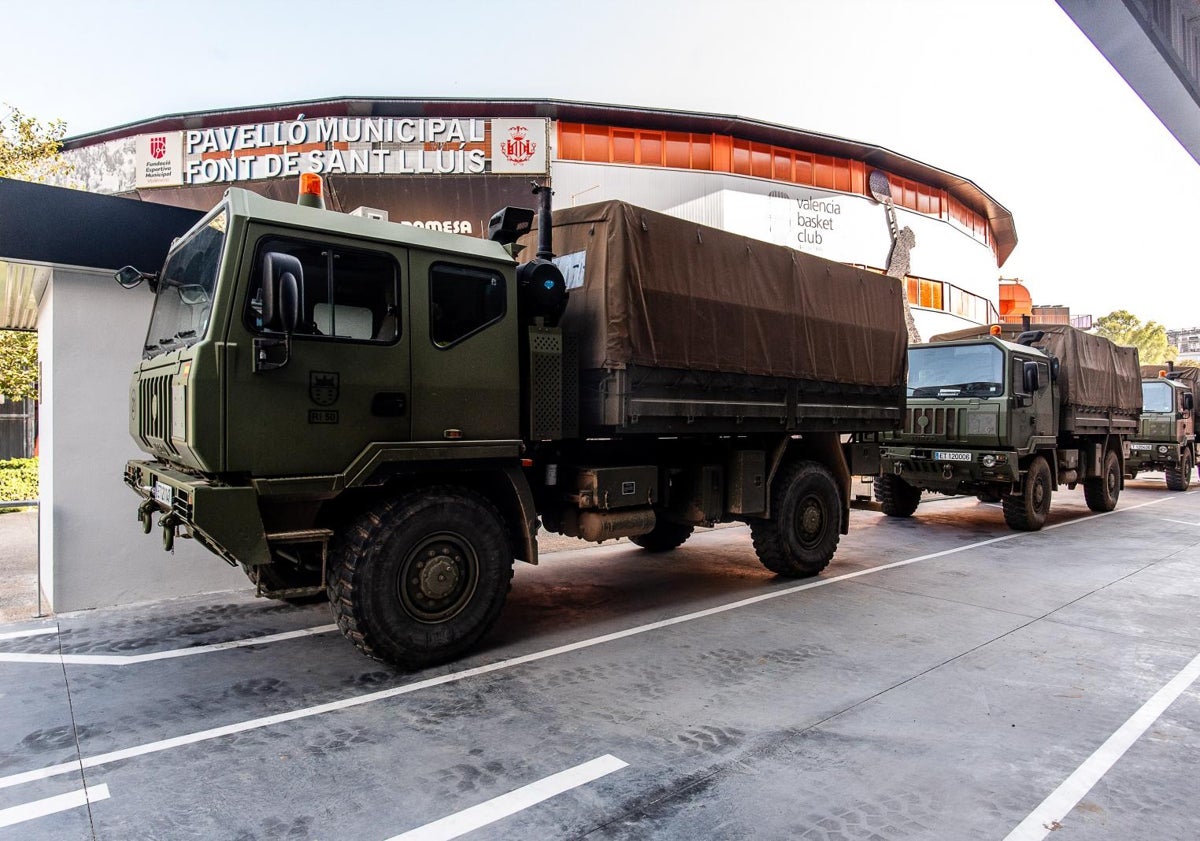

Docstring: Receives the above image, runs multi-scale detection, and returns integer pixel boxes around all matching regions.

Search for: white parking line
[0,625,337,666]
[1003,649,1200,841]
[0,493,1184,792]
[0,783,110,829]
[1160,517,1200,527]
[0,627,58,642]
[386,755,627,841]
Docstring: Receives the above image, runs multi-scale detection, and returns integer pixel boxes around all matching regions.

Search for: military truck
[872,323,1140,531]
[1127,364,1198,490]
[119,179,907,668]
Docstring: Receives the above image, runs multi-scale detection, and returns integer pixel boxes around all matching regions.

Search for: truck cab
[1126,373,1196,490]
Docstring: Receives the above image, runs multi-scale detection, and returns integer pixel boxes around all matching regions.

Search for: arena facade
[61,97,1015,339]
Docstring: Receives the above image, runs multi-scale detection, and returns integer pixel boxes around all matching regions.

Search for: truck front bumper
[1126,442,1182,472]
[879,446,1020,492]
[124,460,270,567]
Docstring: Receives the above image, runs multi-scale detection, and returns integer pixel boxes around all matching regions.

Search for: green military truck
[120,184,907,668]
[872,323,1141,531]
[1127,364,1198,490]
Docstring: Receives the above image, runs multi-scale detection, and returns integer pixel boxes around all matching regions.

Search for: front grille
[905,406,958,438]
[139,374,178,454]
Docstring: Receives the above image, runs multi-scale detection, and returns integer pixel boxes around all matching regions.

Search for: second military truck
[873,323,1141,530]
[1127,364,1199,490]
[122,182,907,668]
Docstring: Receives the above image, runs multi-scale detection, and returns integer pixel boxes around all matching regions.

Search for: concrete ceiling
[1057,0,1200,166]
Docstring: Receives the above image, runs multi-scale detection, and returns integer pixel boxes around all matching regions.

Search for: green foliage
[1094,310,1177,365]
[0,331,37,401]
[0,104,72,182]
[0,457,37,511]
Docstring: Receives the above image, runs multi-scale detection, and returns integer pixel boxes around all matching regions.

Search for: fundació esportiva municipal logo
[149,136,167,160]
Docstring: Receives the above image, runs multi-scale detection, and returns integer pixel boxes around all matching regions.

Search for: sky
[3,0,1198,328]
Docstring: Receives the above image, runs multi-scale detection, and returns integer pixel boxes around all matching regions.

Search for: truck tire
[1084,449,1122,511]
[629,520,695,552]
[326,487,513,669]
[1166,449,1193,491]
[1002,456,1052,531]
[873,473,921,517]
[750,460,841,578]
[976,488,1004,504]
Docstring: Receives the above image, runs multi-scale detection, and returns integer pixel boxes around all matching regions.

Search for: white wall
[39,268,244,613]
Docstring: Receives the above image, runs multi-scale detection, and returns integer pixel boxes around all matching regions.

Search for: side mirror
[1023,361,1041,394]
[1049,357,1060,383]
[1184,393,1194,412]
[255,252,302,373]
[261,252,303,331]
[115,265,159,291]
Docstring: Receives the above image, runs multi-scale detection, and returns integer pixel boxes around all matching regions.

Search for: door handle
[371,392,407,417]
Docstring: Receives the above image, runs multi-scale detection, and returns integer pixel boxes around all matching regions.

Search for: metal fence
[0,398,35,460]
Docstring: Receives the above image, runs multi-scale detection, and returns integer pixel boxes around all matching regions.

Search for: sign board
[133,118,549,187]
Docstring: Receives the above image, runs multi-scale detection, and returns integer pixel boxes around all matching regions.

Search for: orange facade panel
[555,121,995,251]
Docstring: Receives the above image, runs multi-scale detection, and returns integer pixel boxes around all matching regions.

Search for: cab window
[246,237,400,342]
[429,264,505,348]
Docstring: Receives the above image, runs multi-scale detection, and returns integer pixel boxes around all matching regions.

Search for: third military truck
[1127,364,1199,490]
[872,323,1141,530]
[121,181,906,668]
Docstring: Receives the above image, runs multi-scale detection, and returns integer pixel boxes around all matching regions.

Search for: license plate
[934,451,972,462]
[1130,443,1152,451]
[152,481,173,507]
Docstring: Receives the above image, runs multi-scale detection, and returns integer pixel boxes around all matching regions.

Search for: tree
[1094,310,1176,364]
[0,331,37,401]
[0,104,71,182]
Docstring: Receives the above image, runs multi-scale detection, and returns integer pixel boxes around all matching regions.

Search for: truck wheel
[1002,456,1052,531]
[1166,449,1194,491]
[629,519,695,552]
[976,488,1004,504]
[326,488,513,669]
[750,460,841,578]
[873,473,921,517]
[1084,449,1122,511]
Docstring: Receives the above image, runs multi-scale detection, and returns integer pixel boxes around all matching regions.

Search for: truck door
[1030,360,1054,438]
[223,230,410,476]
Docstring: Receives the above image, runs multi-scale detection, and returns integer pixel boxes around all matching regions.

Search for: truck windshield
[1142,381,1174,413]
[908,343,1004,398]
[143,207,227,359]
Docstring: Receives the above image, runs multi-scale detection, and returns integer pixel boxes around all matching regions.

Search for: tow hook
[137,499,156,534]
[160,511,182,552]
[893,462,903,476]
[942,465,954,480]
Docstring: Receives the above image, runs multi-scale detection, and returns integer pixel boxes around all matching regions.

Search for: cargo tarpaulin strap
[931,324,1142,414]
[532,201,907,389]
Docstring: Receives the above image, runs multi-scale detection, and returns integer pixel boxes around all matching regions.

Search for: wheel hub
[418,554,460,600]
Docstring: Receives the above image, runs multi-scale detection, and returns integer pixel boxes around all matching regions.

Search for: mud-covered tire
[1003,456,1052,531]
[245,563,327,605]
[873,473,921,517]
[1084,449,1122,511]
[1125,470,1137,481]
[976,488,1004,504]
[326,487,513,670]
[1166,448,1193,491]
[750,460,841,578]
[629,520,695,552]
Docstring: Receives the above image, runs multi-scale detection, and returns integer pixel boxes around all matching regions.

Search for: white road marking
[0,493,1184,791]
[386,755,627,841]
[0,625,338,665]
[1003,649,1200,841]
[0,782,110,829]
[0,627,58,642]
[1159,517,1200,527]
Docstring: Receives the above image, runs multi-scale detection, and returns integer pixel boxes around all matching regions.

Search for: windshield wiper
[174,329,197,339]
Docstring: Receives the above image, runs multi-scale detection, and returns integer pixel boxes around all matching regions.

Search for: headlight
[981,454,997,468]
[1158,445,1169,454]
